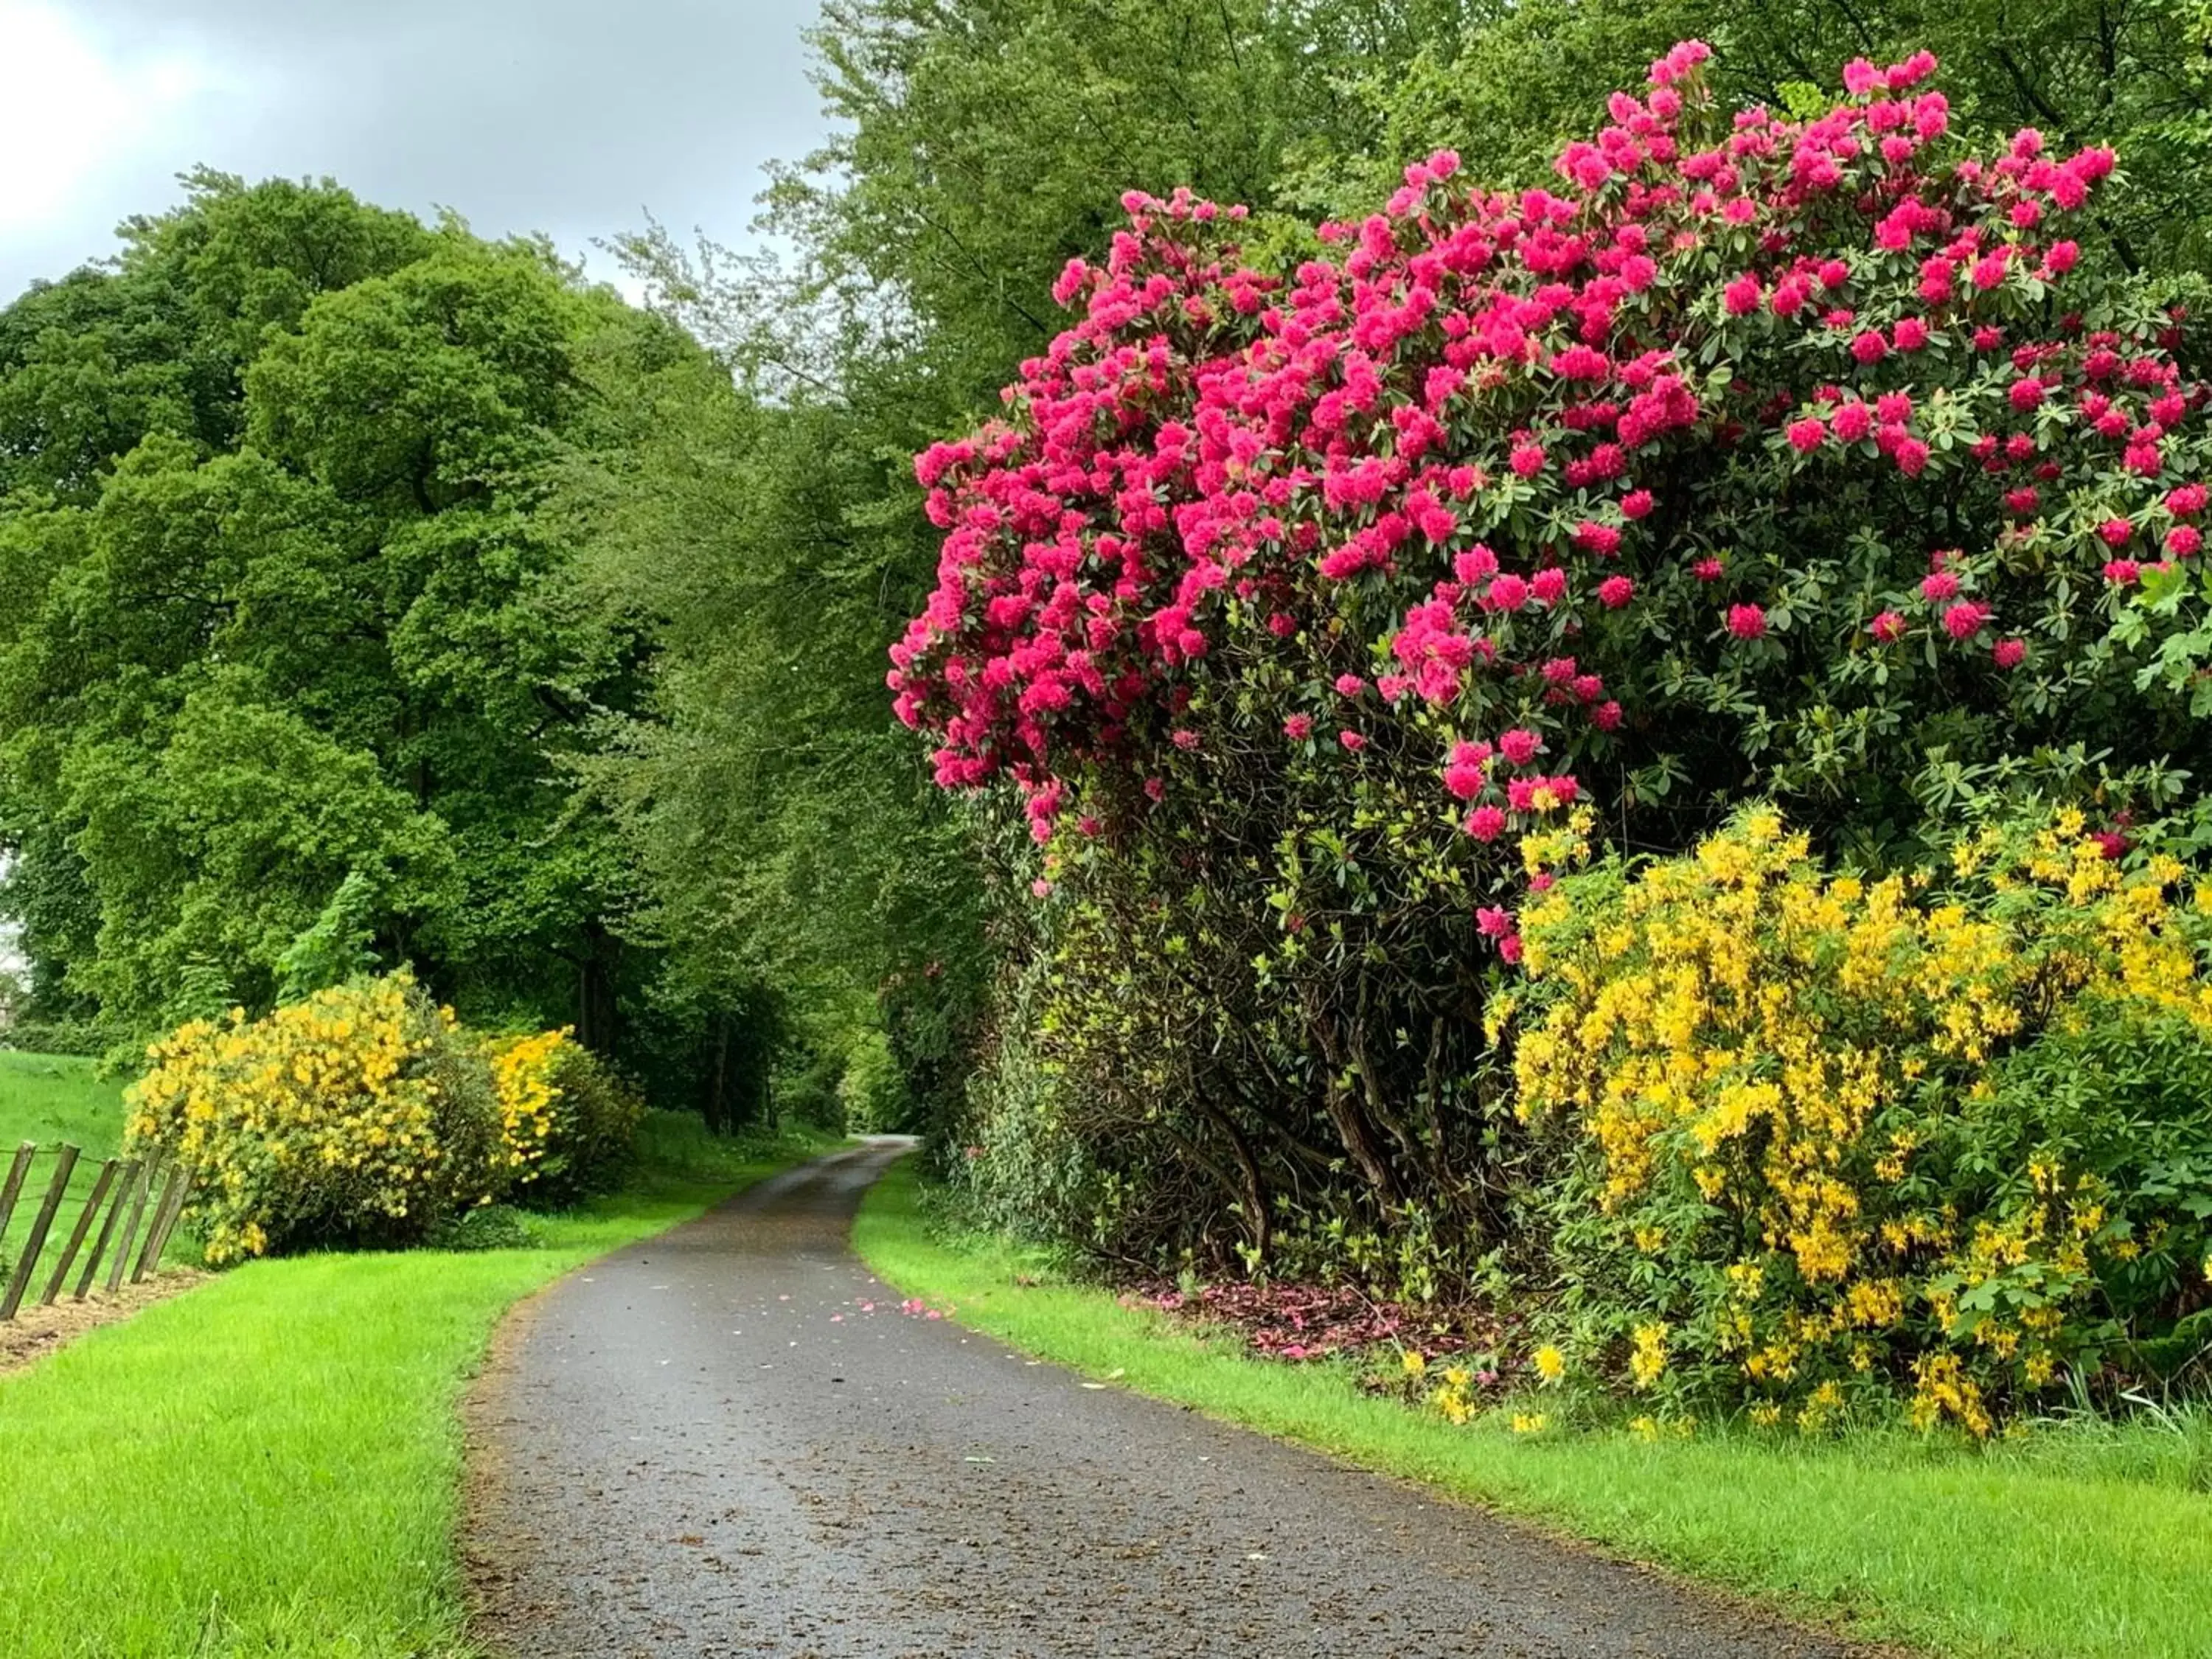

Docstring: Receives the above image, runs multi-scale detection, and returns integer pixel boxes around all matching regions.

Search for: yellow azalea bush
[485,1026,642,1207]
[127,972,639,1262]
[1511,807,2212,1433]
[126,972,503,1262]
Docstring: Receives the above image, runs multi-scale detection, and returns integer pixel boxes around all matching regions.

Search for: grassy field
[0,1048,128,1152]
[0,1075,838,1659]
[855,1158,2212,1659]
[0,1048,187,1273]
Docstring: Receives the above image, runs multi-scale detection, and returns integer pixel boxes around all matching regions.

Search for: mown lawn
[0,1085,837,1659]
[855,1158,2212,1659]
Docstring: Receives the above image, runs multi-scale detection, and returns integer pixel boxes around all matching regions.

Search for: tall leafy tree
[574,0,1484,1127]
[0,174,680,1043]
[777,0,1482,398]
[565,249,992,1131]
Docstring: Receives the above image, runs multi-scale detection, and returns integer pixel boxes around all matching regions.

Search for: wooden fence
[0,1143,192,1321]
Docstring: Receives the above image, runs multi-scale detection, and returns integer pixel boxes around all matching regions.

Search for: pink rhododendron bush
[894,45,2212,1416]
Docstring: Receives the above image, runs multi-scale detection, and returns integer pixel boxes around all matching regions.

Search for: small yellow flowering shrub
[486,1027,641,1207]
[1513,808,2212,1432]
[127,973,506,1263]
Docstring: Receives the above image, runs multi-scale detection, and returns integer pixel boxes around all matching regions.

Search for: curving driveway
[465,1141,1863,1658]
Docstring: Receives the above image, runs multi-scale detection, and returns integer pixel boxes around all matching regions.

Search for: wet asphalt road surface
[465,1140,1865,1659]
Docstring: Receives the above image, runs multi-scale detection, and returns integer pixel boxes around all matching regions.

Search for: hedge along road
[465,1141,1865,1659]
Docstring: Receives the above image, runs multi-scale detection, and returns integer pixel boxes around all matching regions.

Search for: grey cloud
[7,0,829,298]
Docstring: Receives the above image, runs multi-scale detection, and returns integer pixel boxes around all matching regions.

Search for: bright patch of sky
[0,0,829,301]
[0,855,18,978]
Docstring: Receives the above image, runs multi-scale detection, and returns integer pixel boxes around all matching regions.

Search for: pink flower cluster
[890,46,2207,950]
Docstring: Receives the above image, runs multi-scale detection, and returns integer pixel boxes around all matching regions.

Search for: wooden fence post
[137,1168,194,1281]
[104,1158,156,1295]
[40,1159,117,1307]
[0,1140,36,1245]
[74,1158,138,1301]
[131,1164,187,1284]
[1,1146,79,1321]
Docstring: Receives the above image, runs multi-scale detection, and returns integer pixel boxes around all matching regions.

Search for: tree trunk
[575,922,619,1056]
[703,1013,733,1135]
[1305,988,1404,1210]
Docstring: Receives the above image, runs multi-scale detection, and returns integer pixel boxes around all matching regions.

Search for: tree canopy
[0,173,666,1042]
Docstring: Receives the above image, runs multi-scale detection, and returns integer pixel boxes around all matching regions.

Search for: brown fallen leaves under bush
[1126,1279,1509,1364]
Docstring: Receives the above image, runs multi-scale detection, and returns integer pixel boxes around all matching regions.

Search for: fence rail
[0,1142,191,1322]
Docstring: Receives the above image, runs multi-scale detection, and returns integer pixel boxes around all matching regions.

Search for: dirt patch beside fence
[0,1269,209,1377]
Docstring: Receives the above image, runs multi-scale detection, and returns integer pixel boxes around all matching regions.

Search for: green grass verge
[855,1158,2212,1659]
[0,1106,840,1659]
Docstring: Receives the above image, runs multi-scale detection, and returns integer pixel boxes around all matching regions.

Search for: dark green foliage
[425,1203,546,1251]
[0,1020,126,1057]
[1983,1012,2212,1388]
[569,234,995,1141]
[781,0,1479,398]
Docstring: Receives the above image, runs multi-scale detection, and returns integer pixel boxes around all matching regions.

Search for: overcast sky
[0,0,832,302]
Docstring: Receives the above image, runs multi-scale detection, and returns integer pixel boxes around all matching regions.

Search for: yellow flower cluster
[488,1027,568,1180]
[1425,1360,1483,1426]
[1514,808,2212,1433]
